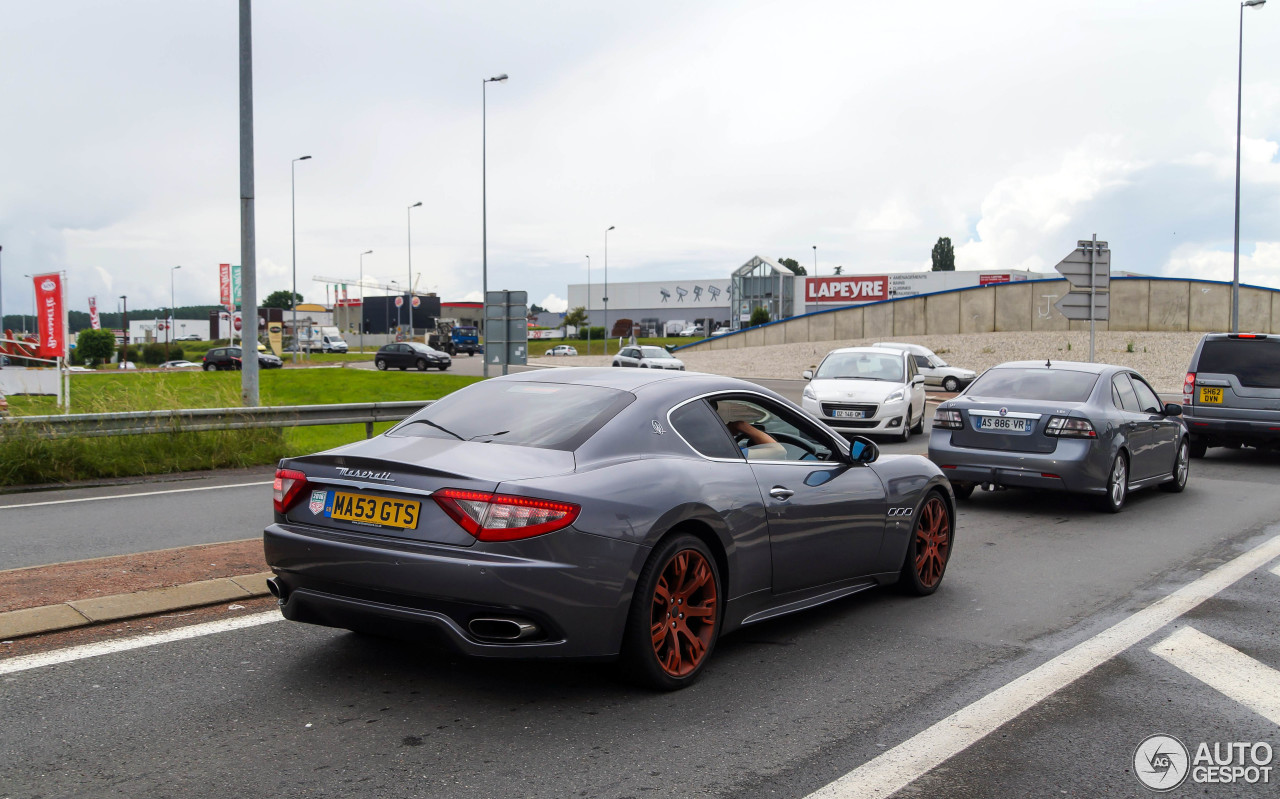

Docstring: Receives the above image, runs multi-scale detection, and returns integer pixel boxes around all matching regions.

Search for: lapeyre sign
[32,272,66,358]
[805,276,889,303]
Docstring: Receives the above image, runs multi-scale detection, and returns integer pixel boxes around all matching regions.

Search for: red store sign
[805,275,889,304]
[979,274,1011,286]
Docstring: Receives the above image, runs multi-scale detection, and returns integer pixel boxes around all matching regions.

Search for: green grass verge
[528,336,687,357]
[1,369,481,486]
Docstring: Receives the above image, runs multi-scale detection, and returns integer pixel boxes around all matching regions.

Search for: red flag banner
[33,273,66,358]
[219,263,232,309]
[88,296,101,330]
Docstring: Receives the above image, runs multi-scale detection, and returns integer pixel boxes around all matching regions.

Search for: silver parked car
[612,345,685,370]
[927,361,1189,512]
[873,342,976,392]
[1181,333,1280,457]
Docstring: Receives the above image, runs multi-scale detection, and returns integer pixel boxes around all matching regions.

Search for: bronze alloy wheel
[913,496,951,590]
[649,548,719,678]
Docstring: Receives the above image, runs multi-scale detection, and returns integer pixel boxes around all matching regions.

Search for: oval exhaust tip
[266,577,282,599]
[469,617,540,641]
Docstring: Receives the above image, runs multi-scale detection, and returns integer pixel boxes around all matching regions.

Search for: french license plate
[834,409,865,419]
[326,490,420,528]
[1199,387,1223,404]
[978,416,1029,433]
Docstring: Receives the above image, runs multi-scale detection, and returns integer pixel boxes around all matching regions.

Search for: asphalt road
[4,447,1279,798]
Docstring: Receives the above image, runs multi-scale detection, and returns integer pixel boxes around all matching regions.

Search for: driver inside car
[712,400,788,461]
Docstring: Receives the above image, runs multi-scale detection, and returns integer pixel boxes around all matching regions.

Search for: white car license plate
[979,416,1029,432]
[834,409,865,419]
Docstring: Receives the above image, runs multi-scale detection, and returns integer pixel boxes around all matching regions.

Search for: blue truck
[429,323,482,356]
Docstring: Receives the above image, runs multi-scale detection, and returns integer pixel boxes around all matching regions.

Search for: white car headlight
[884,389,906,403]
[803,387,817,400]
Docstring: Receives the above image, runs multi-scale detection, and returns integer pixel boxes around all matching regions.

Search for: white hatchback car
[546,345,579,356]
[801,347,927,442]
[612,345,686,370]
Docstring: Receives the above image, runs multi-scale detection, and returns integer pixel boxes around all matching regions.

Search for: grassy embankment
[0,370,479,486]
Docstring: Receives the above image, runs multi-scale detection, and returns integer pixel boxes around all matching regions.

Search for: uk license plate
[1199,387,1223,404]
[978,416,1029,433]
[834,409,865,418]
[326,491,420,528]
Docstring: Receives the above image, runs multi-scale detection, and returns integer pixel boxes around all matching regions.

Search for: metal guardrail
[0,401,432,440]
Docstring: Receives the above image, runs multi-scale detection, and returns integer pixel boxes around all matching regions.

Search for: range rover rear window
[1200,339,1280,389]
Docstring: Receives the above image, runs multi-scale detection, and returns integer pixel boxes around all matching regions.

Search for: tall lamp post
[168,265,182,358]
[119,295,128,359]
[812,244,817,277]
[406,202,422,337]
[585,254,591,355]
[359,249,372,354]
[604,225,615,352]
[482,72,508,377]
[1232,0,1267,334]
[290,155,312,361]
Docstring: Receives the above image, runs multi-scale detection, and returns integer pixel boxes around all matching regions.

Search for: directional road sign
[1054,291,1109,321]
[1055,241,1110,291]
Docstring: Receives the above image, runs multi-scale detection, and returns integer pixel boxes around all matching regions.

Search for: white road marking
[1272,563,1280,579]
[806,534,1280,799]
[0,611,283,676]
[0,480,272,510]
[1150,626,1280,726]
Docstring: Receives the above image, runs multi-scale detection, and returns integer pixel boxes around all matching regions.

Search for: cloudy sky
[1,0,1278,319]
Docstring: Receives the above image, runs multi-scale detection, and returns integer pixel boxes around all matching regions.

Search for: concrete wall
[677,277,1280,353]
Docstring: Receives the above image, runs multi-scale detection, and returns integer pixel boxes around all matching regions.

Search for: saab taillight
[433,488,581,542]
[933,409,963,429]
[1183,372,1195,405]
[1045,416,1097,438]
[273,468,309,513]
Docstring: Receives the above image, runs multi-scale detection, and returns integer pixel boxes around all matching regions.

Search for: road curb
[0,571,273,640]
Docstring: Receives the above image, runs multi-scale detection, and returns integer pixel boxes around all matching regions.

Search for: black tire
[898,418,911,443]
[203,363,215,372]
[951,481,975,500]
[943,377,960,393]
[1160,438,1190,493]
[898,491,953,596]
[375,359,387,371]
[619,534,722,691]
[911,409,925,434]
[612,362,620,367]
[416,358,428,371]
[467,352,474,357]
[1188,437,1207,459]
[1098,452,1128,513]
[438,365,449,371]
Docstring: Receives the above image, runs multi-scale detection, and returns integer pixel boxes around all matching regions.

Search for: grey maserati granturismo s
[265,368,955,689]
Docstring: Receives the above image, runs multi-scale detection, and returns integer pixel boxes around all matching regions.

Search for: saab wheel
[1188,437,1207,459]
[951,481,975,500]
[1160,438,1190,493]
[899,492,953,596]
[1099,452,1128,513]
[375,359,387,371]
[620,534,721,691]
[943,377,960,393]
[203,363,215,372]
[416,359,428,371]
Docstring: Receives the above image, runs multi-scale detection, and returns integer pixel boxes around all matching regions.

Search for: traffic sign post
[483,290,528,376]
[1054,235,1110,362]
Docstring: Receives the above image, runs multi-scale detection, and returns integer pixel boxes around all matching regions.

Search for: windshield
[454,327,477,335]
[392,381,634,450]
[815,352,904,382]
[965,368,1100,402]
[640,347,673,359]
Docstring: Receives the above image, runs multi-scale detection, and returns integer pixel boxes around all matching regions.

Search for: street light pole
[812,244,817,277]
[407,201,422,338]
[585,254,591,356]
[291,154,311,362]
[1233,0,1267,334]
[604,225,614,352]
[482,72,508,378]
[169,265,182,358]
[359,249,372,355]
[119,295,128,360]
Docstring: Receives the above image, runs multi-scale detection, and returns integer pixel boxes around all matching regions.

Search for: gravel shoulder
[532,331,1203,392]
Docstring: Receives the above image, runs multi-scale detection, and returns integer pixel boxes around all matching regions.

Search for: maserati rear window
[966,368,1099,402]
[391,381,633,451]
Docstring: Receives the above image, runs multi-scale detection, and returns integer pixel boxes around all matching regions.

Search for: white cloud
[539,294,567,313]
[1164,241,1280,288]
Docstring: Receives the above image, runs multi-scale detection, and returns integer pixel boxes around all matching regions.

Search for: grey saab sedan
[265,369,955,690]
[927,361,1189,512]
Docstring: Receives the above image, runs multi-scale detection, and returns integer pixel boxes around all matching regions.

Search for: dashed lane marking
[0,481,273,510]
[0,612,283,676]
[805,534,1280,799]
[1149,626,1280,726]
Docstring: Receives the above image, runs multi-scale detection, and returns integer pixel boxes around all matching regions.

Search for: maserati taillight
[433,488,581,542]
[273,468,309,513]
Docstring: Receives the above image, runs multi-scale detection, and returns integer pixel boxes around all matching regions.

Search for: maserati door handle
[769,486,794,501]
